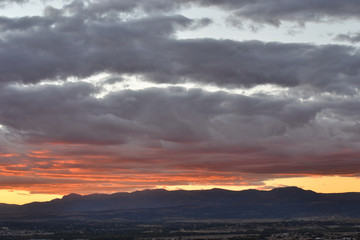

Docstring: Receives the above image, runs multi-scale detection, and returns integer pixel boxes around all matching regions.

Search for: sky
[1,0,360,204]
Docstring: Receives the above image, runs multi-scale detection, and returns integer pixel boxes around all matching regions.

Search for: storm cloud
[1,0,360,194]
[1,83,360,182]
[62,0,360,26]
[190,0,360,26]
[336,32,360,43]
[0,6,360,94]
[0,83,322,145]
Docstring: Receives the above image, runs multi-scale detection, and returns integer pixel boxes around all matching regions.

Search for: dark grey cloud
[1,0,360,193]
[1,82,357,164]
[0,83,322,146]
[162,40,360,94]
[70,0,360,27]
[335,32,360,43]
[0,7,360,94]
[0,16,53,31]
[190,0,360,27]
[0,83,360,191]
[0,0,358,155]
[2,83,360,179]
[62,0,187,16]
[0,12,195,85]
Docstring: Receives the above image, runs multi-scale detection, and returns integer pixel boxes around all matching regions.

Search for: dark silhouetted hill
[1,187,360,221]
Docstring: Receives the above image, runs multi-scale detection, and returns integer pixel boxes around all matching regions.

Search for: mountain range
[1,187,360,221]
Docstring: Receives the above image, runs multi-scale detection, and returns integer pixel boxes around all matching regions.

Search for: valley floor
[0,218,360,239]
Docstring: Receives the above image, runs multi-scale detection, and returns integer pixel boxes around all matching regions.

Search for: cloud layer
[1,7,360,94]
[0,0,360,194]
[192,0,360,26]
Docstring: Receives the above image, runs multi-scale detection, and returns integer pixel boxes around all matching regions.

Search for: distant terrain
[1,187,360,222]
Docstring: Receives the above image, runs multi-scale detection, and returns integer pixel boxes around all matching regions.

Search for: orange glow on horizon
[264,176,360,193]
[1,176,360,204]
[0,189,62,205]
[2,147,360,203]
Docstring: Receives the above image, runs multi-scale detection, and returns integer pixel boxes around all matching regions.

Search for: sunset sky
[1,0,360,204]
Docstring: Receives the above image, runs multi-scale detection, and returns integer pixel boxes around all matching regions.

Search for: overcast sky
[1,0,360,199]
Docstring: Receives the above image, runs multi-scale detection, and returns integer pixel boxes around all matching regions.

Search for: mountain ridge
[1,187,360,221]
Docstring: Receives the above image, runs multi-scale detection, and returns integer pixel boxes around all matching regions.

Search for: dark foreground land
[2,187,360,239]
[0,218,360,240]
[2,187,360,221]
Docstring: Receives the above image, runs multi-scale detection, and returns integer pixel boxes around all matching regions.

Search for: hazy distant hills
[1,187,360,221]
